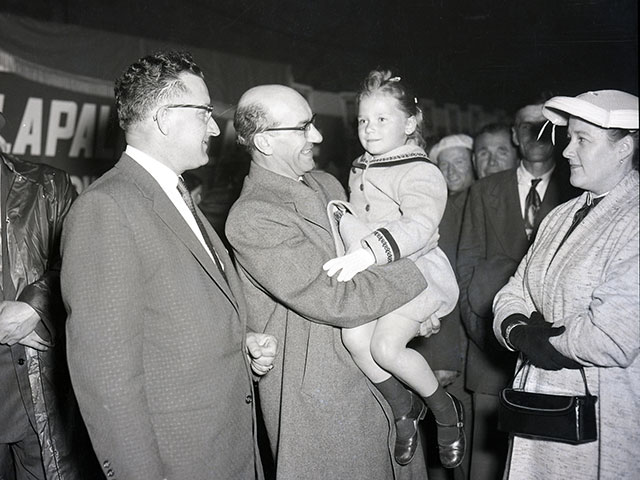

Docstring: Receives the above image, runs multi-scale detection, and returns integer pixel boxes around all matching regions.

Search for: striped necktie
[177,176,227,282]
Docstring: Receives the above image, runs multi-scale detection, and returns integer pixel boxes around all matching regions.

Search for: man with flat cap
[226,84,432,479]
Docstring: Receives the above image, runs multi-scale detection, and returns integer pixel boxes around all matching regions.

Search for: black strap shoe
[436,393,466,469]
[394,391,427,465]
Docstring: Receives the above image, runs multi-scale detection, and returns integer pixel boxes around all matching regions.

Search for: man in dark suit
[61,51,276,480]
[457,101,580,480]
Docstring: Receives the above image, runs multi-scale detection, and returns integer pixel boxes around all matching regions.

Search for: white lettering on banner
[70,103,97,157]
[4,96,116,160]
[13,97,44,155]
[46,100,77,156]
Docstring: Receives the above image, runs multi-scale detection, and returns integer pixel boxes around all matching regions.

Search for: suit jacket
[457,166,579,393]
[61,154,261,480]
[225,164,429,480]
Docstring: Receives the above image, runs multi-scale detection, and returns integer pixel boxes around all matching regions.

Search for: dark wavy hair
[356,69,425,149]
[114,50,203,130]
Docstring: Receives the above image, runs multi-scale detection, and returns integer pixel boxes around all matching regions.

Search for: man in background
[472,123,519,179]
[457,98,580,480]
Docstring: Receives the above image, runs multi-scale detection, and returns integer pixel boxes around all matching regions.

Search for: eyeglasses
[154,104,216,122]
[264,114,317,135]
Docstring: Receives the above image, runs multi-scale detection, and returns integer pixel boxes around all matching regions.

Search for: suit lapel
[486,169,529,253]
[117,155,239,312]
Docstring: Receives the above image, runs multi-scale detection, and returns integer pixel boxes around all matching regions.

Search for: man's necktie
[177,177,227,282]
[524,178,542,241]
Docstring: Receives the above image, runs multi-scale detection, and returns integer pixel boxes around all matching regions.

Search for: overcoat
[226,164,429,480]
[61,154,261,480]
[493,170,640,479]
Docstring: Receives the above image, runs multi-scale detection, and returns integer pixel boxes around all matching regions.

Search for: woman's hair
[606,128,639,171]
[356,69,425,149]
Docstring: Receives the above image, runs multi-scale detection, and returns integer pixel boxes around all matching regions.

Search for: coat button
[365,204,370,212]
[18,358,25,365]
[245,394,253,404]
[103,460,110,468]
[359,184,364,191]
[351,167,356,174]
[106,469,114,477]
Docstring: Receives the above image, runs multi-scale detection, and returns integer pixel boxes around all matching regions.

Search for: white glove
[323,248,375,282]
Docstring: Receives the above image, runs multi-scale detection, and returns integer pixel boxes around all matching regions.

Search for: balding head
[234,85,307,152]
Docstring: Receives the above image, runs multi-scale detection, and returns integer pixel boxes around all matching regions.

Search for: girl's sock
[423,385,459,444]
[374,377,414,438]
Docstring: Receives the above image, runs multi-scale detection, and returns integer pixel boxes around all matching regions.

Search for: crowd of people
[0,49,637,480]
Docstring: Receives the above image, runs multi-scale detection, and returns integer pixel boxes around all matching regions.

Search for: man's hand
[434,369,459,387]
[323,248,375,282]
[246,332,278,376]
[19,330,52,352]
[0,301,41,345]
[417,314,441,338]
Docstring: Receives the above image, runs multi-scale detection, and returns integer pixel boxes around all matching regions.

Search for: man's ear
[155,107,170,136]
[253,132,272,155]
[511,126,520,146]
[405,116,417,136]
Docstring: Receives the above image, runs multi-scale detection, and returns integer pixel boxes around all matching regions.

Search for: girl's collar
[354,144,429,168]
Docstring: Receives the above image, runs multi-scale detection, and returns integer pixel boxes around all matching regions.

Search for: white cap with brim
[542,90,639,129]
[428,133,473,162]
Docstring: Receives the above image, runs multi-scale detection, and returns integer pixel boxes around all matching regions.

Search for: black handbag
[498,361,598,445]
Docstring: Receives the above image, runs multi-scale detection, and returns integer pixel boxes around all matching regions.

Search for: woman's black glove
[502,313,582,370]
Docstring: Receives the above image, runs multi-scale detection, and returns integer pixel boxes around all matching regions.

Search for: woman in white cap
[493,90,639,479]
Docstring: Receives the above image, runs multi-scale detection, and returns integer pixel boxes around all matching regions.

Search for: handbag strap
[511,358,594,398]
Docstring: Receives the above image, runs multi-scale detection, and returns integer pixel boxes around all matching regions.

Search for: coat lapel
[116,155,239,312]
[486,169,528,253]
[249,165,334,236]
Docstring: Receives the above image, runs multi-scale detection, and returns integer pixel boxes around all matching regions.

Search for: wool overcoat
[494,170,640,479]
[226,164,429,480]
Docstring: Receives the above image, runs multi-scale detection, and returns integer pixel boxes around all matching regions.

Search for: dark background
[2,0,637,114]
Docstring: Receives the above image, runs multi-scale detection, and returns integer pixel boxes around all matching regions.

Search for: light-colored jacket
[226,164,429,480]
[493,170,640,479]
[347,145,458,319]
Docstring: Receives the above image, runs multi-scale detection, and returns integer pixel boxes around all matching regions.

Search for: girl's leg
[343,322,417,456]
[370,312,437,396]
[342,320,390,383]
[371,312,466,468]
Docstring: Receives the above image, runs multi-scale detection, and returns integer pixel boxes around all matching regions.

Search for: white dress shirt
[516,161,555,219]
[125,145,215,262]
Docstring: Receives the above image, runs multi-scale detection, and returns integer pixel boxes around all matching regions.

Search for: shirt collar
[125,145,180,190]
[517,161,555,184]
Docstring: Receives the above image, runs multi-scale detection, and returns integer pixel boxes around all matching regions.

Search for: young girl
[323,70,465,467]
